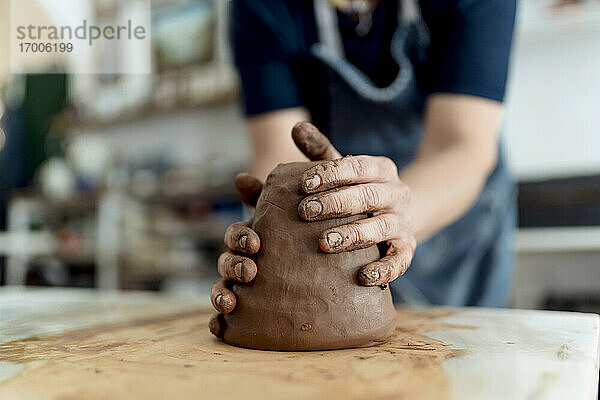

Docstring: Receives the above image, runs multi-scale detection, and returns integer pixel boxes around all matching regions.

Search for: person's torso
[261,0,517,307]
[278,0,450,132]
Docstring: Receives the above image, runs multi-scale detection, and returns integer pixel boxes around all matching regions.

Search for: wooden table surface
[0,287,598,400]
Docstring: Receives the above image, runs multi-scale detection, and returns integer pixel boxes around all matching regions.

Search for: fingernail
[238,234,247,250]
[304,174,321,191]
[234,262,244,280]
[361,269,380,284]
[326,232,343,249]
[303,200,323,218]
[214,293,224,307]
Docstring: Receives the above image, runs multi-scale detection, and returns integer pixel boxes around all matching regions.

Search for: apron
[311,0,517,307]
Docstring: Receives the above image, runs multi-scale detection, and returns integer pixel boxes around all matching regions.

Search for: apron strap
[312,0,428,103]
[314,0,345,58]
[400,0,420,24]
[314,0,421,46]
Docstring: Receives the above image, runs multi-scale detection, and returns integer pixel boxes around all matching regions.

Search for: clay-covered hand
[295,123,417,288]
[209,173,262,338]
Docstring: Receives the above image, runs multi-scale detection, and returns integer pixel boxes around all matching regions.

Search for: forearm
[400,141,496,242]
[400,94,502,242]
[247,108,311,181]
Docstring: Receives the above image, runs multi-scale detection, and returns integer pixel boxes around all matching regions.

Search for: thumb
[292,122,342,161]
[234,173,263,207]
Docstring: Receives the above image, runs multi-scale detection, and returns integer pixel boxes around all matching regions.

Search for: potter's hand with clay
[295,123,417,288]
[209,122,415,337]
[209,173,262,338]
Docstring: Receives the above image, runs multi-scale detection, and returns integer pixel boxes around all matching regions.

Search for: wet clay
[223,162,396,351]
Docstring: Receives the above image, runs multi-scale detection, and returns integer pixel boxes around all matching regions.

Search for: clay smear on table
[0,307,472,400]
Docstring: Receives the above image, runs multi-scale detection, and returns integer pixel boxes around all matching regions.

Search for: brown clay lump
[221,161,396,351]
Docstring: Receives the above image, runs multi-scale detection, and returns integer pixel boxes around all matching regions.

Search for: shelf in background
[516,226,600,252]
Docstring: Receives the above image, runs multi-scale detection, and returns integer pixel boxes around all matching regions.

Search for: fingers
[218,252,257,283]
[215,218,260,321]
[358,240,416,286]
[318,213,401,253]
[224,222,260,254]
[211,174,262,334]
[298,183,401,221]
[211,279,236,314]
[292,122,342,161]
[209,314,225,338]
[235,173,263,207]
[300,155,398,193]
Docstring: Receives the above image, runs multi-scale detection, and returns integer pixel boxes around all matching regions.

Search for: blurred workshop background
[0,0,598,312]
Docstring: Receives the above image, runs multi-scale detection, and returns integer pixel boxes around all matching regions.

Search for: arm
[247,95,502,243]
[293,0,516,285]
[229,1,310,181]
[295,96,502,286]
[401,93,502,242]
[210,104,502,333]
[246,108,311,181]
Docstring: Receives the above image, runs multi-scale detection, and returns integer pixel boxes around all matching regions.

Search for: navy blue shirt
[231,0,516,125]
